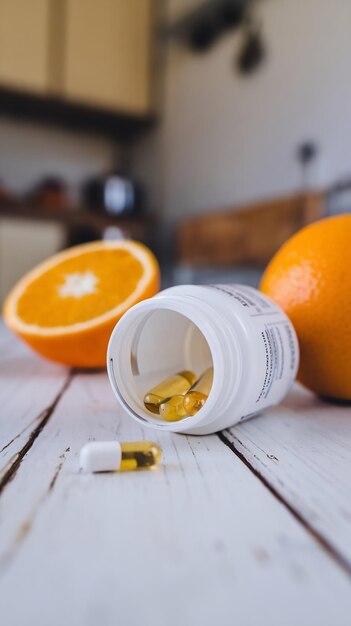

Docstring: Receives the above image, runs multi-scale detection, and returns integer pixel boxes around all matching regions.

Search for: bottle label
[255,322,297,402]
[211,284,278,317]
[210,284,298,418]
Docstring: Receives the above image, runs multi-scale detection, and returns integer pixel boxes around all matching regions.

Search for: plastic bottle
[107,284,299,435]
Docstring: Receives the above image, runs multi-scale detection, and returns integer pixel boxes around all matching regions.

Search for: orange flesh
[17,249,143,327]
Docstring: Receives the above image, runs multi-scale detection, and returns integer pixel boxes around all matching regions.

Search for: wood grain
[0,322,70,478]
[224,384,351,571]
[0,333,351,626]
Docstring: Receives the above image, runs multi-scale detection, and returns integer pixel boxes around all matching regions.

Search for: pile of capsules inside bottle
[143,367,213,422]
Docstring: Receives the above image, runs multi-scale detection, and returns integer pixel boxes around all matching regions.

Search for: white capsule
[80,440,162,473]
[80,441,122,473]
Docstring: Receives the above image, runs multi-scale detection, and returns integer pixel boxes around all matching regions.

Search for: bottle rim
[107,294,243,433]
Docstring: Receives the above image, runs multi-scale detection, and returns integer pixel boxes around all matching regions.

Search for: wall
[0,117,115,200]
[135,0,351,218]
[0,118,116,303]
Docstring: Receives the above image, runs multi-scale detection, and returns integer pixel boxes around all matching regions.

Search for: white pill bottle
[107,285,299,435]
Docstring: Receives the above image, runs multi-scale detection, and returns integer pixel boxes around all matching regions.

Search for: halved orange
[3,240,160,368]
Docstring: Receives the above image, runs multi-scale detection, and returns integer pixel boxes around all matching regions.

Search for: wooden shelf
[0,202,152,240]
[0,86,156,140]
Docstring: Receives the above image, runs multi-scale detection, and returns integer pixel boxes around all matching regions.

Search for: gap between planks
[0,372,74,496]
[1,367,350,584]
[217,430,351,579]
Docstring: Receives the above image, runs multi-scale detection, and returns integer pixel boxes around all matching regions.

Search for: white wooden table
[1,320,351,626]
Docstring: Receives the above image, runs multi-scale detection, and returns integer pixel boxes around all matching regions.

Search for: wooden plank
[0,322,70,477]
[224,383,351,571]
[178,190,325,266]
[0,371,350,626]
[0,202,153,233]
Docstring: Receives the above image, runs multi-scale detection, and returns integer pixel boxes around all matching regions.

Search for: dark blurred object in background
[0,180,15,204]
[166,0,247,53]
[188,18,218,52]
[166,0,266,76]
[296,141,319,190]
[236,25,265,75]
[82,171,144,218]
[26,177,69,211]
[219,0,247,30]
[297,142,318,165]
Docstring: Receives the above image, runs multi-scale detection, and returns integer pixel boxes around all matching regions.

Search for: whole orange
[260,214,351,400]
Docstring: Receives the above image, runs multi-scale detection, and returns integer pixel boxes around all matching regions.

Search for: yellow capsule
[159,394,188,421]
[120,441,162,471]
[183,391,207,415]
[183,367,214,416]
[80,441,162,473]
[144,370,197,414]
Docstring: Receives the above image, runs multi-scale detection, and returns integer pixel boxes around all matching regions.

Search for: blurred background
[0,0,350,304]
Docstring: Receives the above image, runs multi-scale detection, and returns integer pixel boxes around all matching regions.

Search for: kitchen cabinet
[63,0,153,114]
[0,0,154,118]
[0,0,50,93]
[0,219,64,305]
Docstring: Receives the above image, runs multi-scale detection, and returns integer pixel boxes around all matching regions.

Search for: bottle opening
[108,307,214,429]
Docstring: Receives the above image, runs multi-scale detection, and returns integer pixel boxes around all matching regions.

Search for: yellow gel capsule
[183,391,207,415]
[80,441,162,473]
[144,370,197,414]
[183,367,214,416]
[120,441,162,471]
[159,394,188,421]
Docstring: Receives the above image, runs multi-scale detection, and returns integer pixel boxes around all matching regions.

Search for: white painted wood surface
[0,323,351,626]
[0,320,69,478]
[225,385,351,569]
